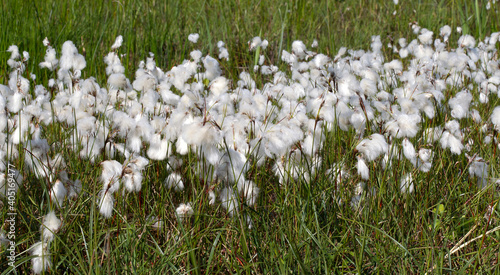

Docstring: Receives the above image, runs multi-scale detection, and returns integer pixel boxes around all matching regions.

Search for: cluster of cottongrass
[1,23,500,272]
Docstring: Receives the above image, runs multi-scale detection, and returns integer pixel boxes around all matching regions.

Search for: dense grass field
[1,0,500,274]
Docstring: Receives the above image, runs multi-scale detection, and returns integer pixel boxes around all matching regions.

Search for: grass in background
[1,0,500,273]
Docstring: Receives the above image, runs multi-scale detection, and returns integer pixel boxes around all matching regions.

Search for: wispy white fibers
[24,139,51,178]
[440,25,452,42]
[468,155,489,189]
[238,180,259,206]
[98,190,114,218]
[97,160,123,218]
[188,33,199,43]
[440,120,464,155]
[101,160,122,193]
[59,41,86,76]
[176,203,194,218]
[110,35,123,50]
[217,41,229,61]
[50,179,67,208]
[386,112,421,139]
[491,106,500,131]
[402,138,417,166]
[417,148,433,172]
[216,149,248,185]
[203,55,221,81]
[122,156,148,192]
[449,90,472,119]
[30,241,51,274]
[164,173,184,192]
[248,37,262,51]
[356,133,388,161]
[39,38,58,71]
[400,173,414,193]
[357,156,369,180]
[40,211,61,243]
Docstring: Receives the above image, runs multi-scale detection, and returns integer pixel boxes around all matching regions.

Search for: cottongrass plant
[1,22,500,273]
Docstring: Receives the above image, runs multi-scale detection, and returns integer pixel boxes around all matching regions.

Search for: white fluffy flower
[188,33,199,43]
[30,241,51,274]
[356,157,369,180]
[356,134,388,161]
[400,173,414,193]
[238,180,259,206]
[164,173,184,191]
[111,35,123,50]
[41,211,62,243]
[402,138,417,166]
[491,106,500,131]
[50,180,67,208]
[176,203,194,218]
[101,160,123,193]
[98,190,114,218]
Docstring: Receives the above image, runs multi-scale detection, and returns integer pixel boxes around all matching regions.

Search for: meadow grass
[1,0,500,274]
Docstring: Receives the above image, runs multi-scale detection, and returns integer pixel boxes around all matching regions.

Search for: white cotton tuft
[39,47,58,70]
[218,47,229,61]
[469,156,489,189]
[402,138,417,166]
[238,180,259,206]
[357,157,369,180]
[188,33,199,43]
[440,131,464,155]
[111,35,123,50]
[147,134,170,160]
[311,39,318,48]
[30,241,51,274]
[384,59,403,72]
[190,50,202,62]
[400,173,414,193]
[121,167,143,193]
[491,106,500,131]
[440,25,452,40]
[417,148,433,172]
[176,203,194,218]
[7,92,24,113]
[210,76,229,96]
[108,73,128,89]
[203,55,222,80]
[249,37,262,51]
[7,45,20,61]
[386,113,420,138]
[208,190,216,205]
[164,173,184,191]
[41,211,61,243]
[43,37,50,47]
[98,190,114,218]
[449,90,472,119]
[60,40,86,71]
[292,40,308,59]
[458,34,476,48]
[50,180,67,208]
[101,160,123,193]
[418,29,433,45]
[356,134,388,161]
